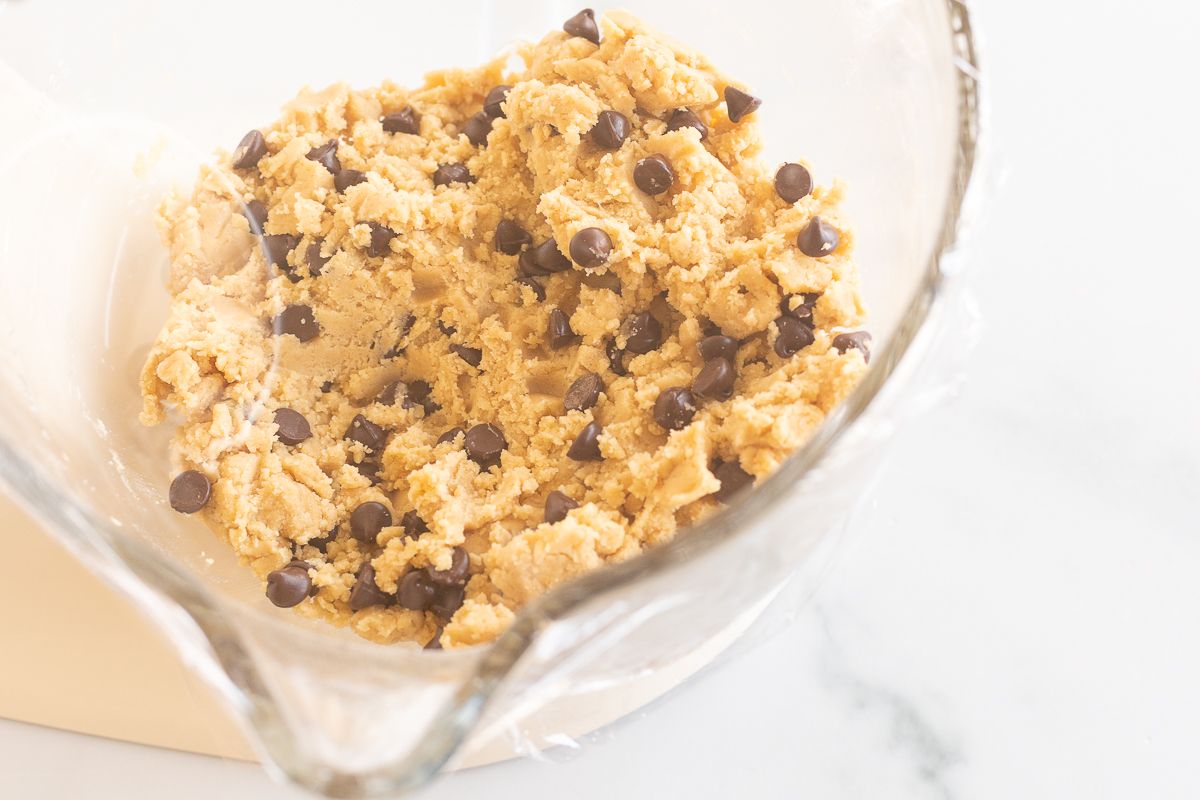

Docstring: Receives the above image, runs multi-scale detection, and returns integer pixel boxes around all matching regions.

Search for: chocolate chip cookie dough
[140,9,871,649]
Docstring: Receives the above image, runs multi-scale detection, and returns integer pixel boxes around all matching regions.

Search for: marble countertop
[3,0,1199,797]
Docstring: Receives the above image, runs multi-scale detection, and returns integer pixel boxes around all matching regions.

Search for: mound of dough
[140,10,868,648]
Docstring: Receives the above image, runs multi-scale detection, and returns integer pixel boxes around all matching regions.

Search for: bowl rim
[0,0,984,793]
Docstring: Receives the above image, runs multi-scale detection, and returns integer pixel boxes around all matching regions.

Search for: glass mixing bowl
[0,0,981,795]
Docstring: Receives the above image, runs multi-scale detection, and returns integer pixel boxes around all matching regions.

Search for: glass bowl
[0,1,981,796]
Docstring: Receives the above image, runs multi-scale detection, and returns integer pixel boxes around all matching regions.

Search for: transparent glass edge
[0,0,985,795]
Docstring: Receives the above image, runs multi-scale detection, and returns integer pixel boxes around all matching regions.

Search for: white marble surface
[3,0,1200,797]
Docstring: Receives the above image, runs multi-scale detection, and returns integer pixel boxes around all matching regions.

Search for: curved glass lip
[0,0,982,790]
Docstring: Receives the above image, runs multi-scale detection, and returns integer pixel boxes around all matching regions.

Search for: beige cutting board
[0,485,767,770]
[0,489,256,761]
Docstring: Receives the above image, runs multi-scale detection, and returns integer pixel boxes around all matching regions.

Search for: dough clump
[140,11,868,648]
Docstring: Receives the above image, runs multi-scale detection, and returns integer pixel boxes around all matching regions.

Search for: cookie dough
[140,9,870,649]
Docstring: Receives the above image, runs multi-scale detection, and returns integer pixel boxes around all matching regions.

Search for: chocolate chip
[436,320,457,336]
[401,510,429,538]
[305,531,335,554]
[692,357,735,400]
[398,570,438,611]
[724,86,761,123]
[567,421,603,461]
[378,381,405,407]
[266,564,311,608]
[382,107,419,135]
[273,408,311,446]
[698,334,739,363]
[272,304,319,342]
[634,155,675,195]
[518,248,547,277]
[405,380,440,415]
[653,387,696,431]
[783,304,812,325]
[779,293,817,323]
[261,233,300,272]
[773,316,814,358]
[306,239,332,276]
[350,501,392,543]
[495,219,532,255]
[516,276,546,302]
[568,227,613,268]
[775,163,813,203]
[366,222,398,257]
[345,414,387,451]
[321,380,334,393]
[437,426,464,445]
[408,379,432,402]
[464,423,506,468]
[533,238,572,273]
[233,130,268,170]
[544,490,579,524]
[430,584,466,618]
[354,458,383,486]
[462,112,494,147]
[563,8,600,45]
[242,199,268,234]
[713,460,754,503]
[281,562,318,601]
[564,372,603,412]
[484,85,512,118]
[168,470,211,514]
[581,271,622,295]
[548,308,577,349]
[349,563,391,611]
[605,337,627,376]
[666,109,708,139]
[621,311,662,354]
[590,110,629,149]
[832,331,873,363]
[334,168,368,192]
[451,344,483,367]
[306,139,341,173]
[426,547,469,586]
[424,629,444,650]
[433,162,475,187]
[796,216,840,258]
